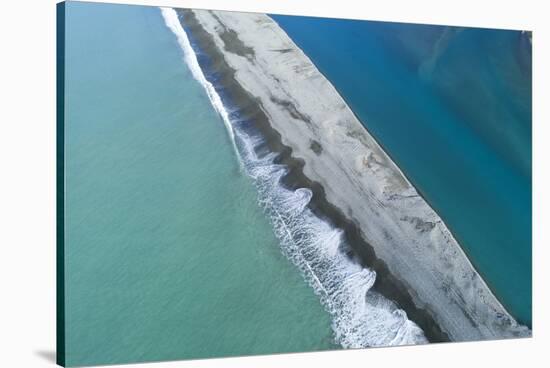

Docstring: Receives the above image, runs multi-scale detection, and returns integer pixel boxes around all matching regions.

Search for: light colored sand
[189,9,530,341]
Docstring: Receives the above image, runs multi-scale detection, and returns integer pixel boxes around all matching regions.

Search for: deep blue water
[271,15,532,325]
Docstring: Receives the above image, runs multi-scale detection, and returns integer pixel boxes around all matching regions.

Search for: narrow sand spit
[181,8,530,342]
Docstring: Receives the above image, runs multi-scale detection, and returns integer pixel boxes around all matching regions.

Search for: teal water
[272,15,532,325]
[64,2,335,366]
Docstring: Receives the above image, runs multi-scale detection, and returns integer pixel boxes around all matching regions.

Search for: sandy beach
[177,8,530,342]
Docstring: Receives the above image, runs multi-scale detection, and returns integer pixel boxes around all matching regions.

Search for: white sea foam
[237,132,428,347]
[161,7,428,348]
[160,8,239,157]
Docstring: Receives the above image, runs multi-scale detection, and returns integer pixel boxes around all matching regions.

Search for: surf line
[160,7,240,162]
[161,7,428,348]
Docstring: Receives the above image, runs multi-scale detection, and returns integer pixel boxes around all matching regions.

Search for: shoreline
[177,9,446,343]
[176,8,530,342]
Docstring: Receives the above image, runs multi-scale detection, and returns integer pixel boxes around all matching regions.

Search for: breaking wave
[161,7,427,348]
[160,7,239,157]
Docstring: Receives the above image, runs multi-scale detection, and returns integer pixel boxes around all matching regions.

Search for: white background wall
[0,0,547,367]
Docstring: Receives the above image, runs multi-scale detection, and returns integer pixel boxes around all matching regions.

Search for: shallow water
[64,3,335,366]
[271,15,532,325]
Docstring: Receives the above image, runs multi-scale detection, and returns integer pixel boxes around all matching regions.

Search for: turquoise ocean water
[272,15,532,325]
[64,2,335,366]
